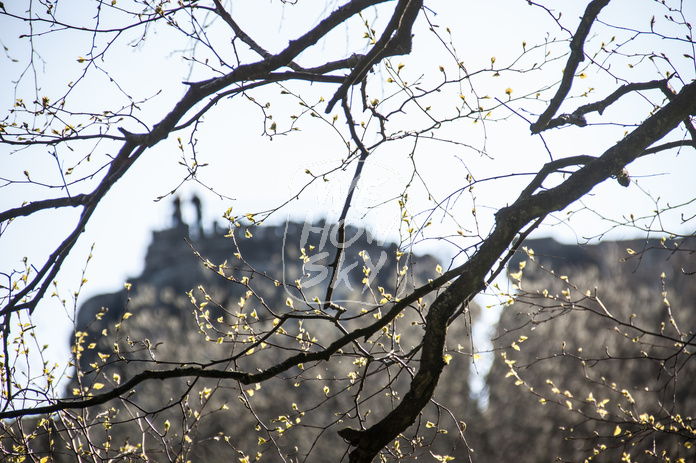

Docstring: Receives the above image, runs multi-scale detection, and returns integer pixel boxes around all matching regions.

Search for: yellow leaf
[505,87,513,96]
[433,455,455,462]
[614,425,622,436]
[92,383,104,390]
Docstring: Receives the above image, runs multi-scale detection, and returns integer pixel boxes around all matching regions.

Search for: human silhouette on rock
[192,194,203,235]
[172,196,183,228]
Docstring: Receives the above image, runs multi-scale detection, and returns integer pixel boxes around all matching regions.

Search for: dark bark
[531,0,611,134]
[341,78,696,462]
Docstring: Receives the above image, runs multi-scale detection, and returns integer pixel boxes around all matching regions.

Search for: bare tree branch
[530,0,611,134]
[326,0,423,112]
[541,79,671,130]
[341,78,696,462]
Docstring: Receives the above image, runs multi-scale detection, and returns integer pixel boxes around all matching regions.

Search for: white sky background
[1,0,695,394]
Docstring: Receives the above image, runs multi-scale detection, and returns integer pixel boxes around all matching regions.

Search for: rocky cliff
[475,236,696,463]
[63,216,474,462]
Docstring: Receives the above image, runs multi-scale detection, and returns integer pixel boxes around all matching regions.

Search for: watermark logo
[282,161,404,309]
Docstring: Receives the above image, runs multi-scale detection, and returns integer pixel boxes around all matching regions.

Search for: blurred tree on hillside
[477,239,696,462]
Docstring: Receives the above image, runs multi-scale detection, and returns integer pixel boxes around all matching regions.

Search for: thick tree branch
[341,77,696,463]
[173,71,345,132]
[541,79,671,130]
[0,366,248,420]
[325,0,423,112]
[211,0,384,76]
[530,0,610,134]
[0,194,90,223]
[516,155,597,201]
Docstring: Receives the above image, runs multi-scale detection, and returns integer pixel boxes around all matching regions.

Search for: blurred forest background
[11,208,691,462]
